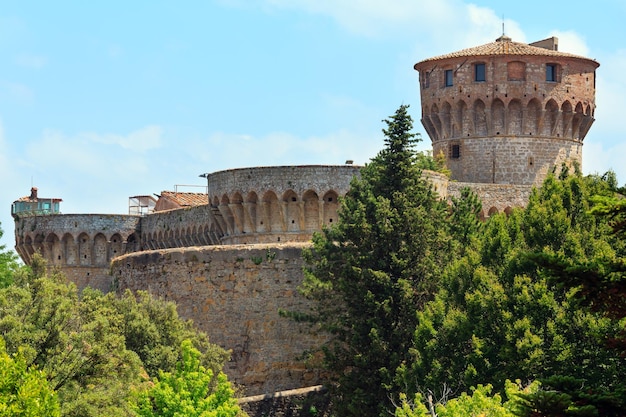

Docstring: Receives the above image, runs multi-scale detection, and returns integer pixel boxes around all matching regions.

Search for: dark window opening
[445,69,453,87]
[451,144,461,159]
[475,63,486,82]
[423,71,430,88]
[546,64,558,82]
[291,197,296,202]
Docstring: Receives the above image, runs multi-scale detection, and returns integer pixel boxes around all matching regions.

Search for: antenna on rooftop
[502,14,505,36]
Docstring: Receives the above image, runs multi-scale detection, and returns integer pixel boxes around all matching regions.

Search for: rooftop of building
[414,35,599,69]
[13,187,62,203]
[158,191,208,207]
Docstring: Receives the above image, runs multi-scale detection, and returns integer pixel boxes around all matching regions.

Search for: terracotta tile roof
[14,195,62,203]
[415,36,599,68]
[159,191,208,207]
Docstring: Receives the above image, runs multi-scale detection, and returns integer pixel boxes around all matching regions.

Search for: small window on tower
[546,64,559,82]
[450,144,461,159]
[475,63,486,82]
[444,69,453,87]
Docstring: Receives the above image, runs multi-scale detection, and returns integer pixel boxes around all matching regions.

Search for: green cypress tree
[301,105,452,417]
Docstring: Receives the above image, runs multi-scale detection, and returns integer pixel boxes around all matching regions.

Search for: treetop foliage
[0,250,234,417]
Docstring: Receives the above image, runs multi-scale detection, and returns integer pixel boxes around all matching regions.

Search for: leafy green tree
[301,105,454,417]
[0,255,230,417]
[106,289,230,379]
[0,223,20,288]
[395,380,541,417]
[132,340,241,417]
[0,336,60,417]
[400,172,626,403]
[520,182,626,416]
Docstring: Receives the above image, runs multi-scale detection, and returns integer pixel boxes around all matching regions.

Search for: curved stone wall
[14,214,140,291]
[111,243,325,396]
[448,181,533,218]
[138,205,224,250]
[206,165,361,244]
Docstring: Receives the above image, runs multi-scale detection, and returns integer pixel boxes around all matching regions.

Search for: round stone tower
[414,36,599,185]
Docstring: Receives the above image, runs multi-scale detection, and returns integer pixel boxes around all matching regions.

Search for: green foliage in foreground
[0,336,60,417]
[0,253,232,417]
[0,224,21,288]
[132,340,240,417]
[400,172,626,404]
[396,381,541,417]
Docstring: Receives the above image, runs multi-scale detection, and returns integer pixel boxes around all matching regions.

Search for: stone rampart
[448,181,533,216]
[206,165,361,244]
[138,204,223,249]
[111,242,324,396]
[14,214,140,291]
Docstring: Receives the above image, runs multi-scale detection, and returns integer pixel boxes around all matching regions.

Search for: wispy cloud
[204,129,381,169]
[1,81,34,104]
[548,30,589,56]
[14,52,47,69]
[85,125,164,152]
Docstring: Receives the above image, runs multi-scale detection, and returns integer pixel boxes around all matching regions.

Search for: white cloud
[1,81,34,104]
[14,52,47,69]
[583,140,626,184]
[86,125,164,152]
[548,30,589,56]
[23,126,165,184]
[205,129,380,169]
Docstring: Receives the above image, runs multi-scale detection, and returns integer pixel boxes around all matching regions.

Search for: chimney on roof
[30,187,38,200]
[529,36,558,51]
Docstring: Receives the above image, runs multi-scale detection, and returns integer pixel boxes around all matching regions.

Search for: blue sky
[2,0,626,251]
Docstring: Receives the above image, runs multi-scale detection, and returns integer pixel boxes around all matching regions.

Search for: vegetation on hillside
[301,105,626,416]
[0,236,242,417]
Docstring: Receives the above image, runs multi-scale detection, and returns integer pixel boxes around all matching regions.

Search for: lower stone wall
[239,385,332,417]
[62,265,113,293]
[448,181,533,215]
[110,243,325,396]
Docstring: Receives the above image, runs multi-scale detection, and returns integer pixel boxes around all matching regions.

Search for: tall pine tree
[301,105,452,417]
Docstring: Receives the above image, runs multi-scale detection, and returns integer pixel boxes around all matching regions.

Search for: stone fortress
[11,35,599,396]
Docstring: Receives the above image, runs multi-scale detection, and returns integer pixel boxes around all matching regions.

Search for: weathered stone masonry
[13,36,600,399]
[111,243,323,395]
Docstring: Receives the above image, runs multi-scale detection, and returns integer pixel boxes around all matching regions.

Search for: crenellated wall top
[206,165,362,203]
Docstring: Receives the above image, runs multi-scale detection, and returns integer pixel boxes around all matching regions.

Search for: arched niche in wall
[62,233,77,266]
[491,98,505,135]
[283,189,300,232]
[94,233,108,266]
[46,233,62,266]
[561,100,573,138]
[572,102,584,140]
[441,101,452,139]
[245,191,259,234]
[110,233,123,258]
[302,190,320,231]
[261,191,281,232]
[544,99,559,136]
[78,232,91,266]
[508,99,523,136]
[526,98,541,136]
[430,103,442,140]
[473,99,487,136]
[322,190,339,226]
[455,100,469,138]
